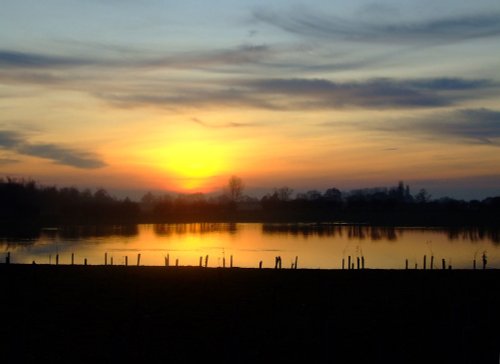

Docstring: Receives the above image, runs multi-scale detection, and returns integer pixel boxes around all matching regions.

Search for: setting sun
[153,140,229,191]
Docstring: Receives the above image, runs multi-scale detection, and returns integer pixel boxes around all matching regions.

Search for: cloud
[97,87,279,111]
[0,50,90,68]
[0,131,106,169]
[0,158,19,165]
[0,44,401,85]
[0,45,281,91]
[413,108,500,144]
[246,78,451,108]
[244,77,495,109]
[0,44,273,71]
[96,76,497,111]
[143,44,272,69]
[1,46,496,112]
[326,108,500,146]
[190,118,252,128]
[252,8,500,44]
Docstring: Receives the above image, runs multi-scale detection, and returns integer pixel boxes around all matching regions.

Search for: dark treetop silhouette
[1,177,499,226]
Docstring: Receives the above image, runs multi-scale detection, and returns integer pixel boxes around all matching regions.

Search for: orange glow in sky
[1,1,500,199]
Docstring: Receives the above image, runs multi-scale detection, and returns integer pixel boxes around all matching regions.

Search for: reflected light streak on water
[1,223,499,269]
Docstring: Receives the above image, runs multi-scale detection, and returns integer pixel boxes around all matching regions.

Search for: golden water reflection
[1,223,499,269]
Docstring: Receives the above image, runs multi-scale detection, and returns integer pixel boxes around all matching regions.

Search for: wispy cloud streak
[1,46,497,112]
[98,76,496,111]
[0,45,273,71]
[412,108,500,145]
[0,50,91,68]
[190,118,252,128]
[245,77,495,109]
[252,9,500,44]
[325,108,500,146]
[0,131,106,169]
[0,158,19,165]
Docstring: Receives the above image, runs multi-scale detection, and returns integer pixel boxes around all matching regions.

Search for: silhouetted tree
[274,186,294,201]
[305,190,322,201]
[227,175,244,202]
[324,188,342,202]
[141,191,156,205]
[415,188,432,203]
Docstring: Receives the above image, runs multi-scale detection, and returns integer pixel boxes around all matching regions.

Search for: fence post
[137,254,141,266]
[259,261,263,269]
[230,255,233,268]
[442,259,446,270]
[71,253,74,265]
[105,253,108,266]
[125,256,128,266]
[423,255,426,270]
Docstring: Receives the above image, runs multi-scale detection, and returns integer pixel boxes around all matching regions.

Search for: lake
[1,223,499,269]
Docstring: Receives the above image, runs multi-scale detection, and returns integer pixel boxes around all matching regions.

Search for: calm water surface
[1,223,499,269]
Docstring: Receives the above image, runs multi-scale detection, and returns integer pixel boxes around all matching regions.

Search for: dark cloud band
[97,76,496,111]
[0,50,90,68]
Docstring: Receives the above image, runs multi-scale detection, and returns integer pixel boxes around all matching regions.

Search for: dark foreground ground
[0,265,499,364]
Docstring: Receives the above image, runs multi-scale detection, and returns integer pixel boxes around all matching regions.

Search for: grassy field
[1,265,499,363]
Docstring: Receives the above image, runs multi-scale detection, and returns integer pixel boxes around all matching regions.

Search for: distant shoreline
[1,217,500,228]
[2,179,500,228]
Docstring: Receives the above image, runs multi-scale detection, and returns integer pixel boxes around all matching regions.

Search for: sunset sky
[1,0,500,200]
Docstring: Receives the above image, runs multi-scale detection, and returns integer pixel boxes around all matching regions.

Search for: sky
[1,0,500,200]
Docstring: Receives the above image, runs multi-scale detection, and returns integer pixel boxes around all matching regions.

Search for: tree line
[1,177,499,226]
[0,177,139,224]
